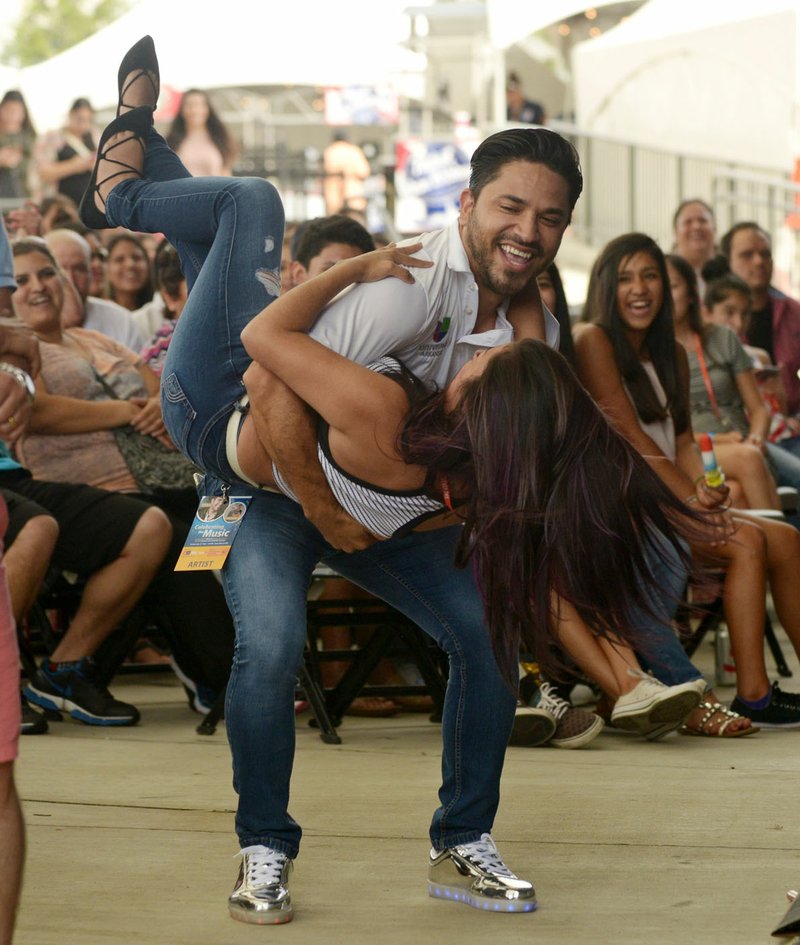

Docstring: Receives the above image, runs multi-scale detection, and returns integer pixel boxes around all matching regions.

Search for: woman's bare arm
[574,324,697,500]
[242,244,431,442]
[734,368,771,444]
[29,383,137,434]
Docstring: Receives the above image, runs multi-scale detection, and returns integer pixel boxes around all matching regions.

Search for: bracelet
[693,475,705,486]
[685,495,698,504]
[0,362,35,404]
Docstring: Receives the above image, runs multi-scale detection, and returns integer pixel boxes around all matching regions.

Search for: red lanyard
[439,474,454,512]
[692,332,724,421]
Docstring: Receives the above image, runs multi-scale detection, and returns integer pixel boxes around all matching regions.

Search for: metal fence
[549,119,800,293]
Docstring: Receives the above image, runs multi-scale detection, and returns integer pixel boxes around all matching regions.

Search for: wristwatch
[0,362,36,404]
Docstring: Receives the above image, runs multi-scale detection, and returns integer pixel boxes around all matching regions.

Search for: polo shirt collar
[446,219,472,273]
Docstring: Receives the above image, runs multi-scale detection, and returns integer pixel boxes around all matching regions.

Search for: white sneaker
[228,845,293,924]
[611,671,702,740]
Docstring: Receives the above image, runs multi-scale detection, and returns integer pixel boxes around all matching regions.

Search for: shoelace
[538,681,570,721]
[460,834,516,878]
[239,846,288,885]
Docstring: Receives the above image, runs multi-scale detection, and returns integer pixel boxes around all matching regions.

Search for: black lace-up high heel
[78,105,153,229]
[116,34,160,116]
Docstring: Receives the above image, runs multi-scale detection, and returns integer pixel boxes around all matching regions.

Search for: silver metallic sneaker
[428,833,537,913]
[228,845,293,924]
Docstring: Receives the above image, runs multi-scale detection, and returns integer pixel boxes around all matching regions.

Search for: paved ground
[12,626,799,945]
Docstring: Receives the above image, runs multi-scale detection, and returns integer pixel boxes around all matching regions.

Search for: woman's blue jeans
[105,131,516,857]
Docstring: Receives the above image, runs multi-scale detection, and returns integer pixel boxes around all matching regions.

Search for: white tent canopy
[12,0,427,131]
[486,0,624,50]
[572,0,800,170]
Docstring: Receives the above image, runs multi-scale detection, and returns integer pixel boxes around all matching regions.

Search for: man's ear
[458,188,474,226]
[289,260,308,287]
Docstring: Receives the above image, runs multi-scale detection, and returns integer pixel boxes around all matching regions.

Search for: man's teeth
[501,244,532,260]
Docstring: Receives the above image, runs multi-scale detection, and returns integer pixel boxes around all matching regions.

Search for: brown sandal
[680,700,759,737]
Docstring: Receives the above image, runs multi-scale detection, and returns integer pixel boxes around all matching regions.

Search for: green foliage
[3,0,130,67]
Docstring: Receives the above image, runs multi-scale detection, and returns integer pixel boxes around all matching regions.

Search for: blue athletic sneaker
[24,657,140,726]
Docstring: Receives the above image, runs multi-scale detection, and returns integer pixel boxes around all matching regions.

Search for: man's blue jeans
[105,132,516,857]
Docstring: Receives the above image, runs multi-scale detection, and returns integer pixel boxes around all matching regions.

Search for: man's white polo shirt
[309,219,559,389]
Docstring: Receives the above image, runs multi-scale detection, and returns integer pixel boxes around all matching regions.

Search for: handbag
[91,367,198,493]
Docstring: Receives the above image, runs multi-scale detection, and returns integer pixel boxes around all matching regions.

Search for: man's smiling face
[459,160,571,298]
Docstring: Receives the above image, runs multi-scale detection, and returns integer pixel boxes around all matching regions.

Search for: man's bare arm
[242,362,376,551]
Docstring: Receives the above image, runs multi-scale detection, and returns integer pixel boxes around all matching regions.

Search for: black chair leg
[196,669,342,743]
[298,666,341,744]
[196,687,226,735]
[765,616,793,678]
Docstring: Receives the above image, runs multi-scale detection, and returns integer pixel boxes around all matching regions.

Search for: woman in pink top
[166,89,235,177]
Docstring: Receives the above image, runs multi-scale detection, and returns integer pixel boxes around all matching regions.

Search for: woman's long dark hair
[399,339,701,682]
[583,233,689,436]
[665,253,704,335]
[166,89,235,166]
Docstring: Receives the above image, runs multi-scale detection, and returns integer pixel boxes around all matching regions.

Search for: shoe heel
[78,105,153,229]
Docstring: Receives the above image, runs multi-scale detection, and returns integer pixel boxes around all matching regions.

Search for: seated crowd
[3,84,800,751]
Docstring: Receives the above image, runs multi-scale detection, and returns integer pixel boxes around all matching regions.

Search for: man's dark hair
[468,128,583,210]
[293,214,375,268]
[719,221,770,260]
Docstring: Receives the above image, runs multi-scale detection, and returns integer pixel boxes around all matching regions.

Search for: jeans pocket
[161,372,198,455]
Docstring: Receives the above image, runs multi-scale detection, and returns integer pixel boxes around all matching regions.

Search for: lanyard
[692,332,724,422]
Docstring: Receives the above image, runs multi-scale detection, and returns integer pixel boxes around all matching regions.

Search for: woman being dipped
[575,232,800,731]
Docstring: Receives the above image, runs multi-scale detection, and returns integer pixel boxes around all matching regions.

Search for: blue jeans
[633,536,703,688]
[107,130,283,479]
[106,132,516,856]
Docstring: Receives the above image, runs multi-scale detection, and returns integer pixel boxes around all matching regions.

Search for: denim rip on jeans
[105,130,516,856]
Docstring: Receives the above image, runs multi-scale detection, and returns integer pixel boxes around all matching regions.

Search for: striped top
[271,358,445,539]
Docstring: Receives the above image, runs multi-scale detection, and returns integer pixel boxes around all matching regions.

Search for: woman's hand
[746,432,766,453]
[5,202,42,239]
[695,478,730,510]
[128,395,167,438]
[348,242,433,286]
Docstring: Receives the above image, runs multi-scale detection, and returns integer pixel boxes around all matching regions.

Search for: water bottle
[714,626,737,686]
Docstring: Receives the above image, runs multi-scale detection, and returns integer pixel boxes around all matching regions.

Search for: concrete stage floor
[12,631,799,945]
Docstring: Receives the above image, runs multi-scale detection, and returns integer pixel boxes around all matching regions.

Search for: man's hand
[0,309,41,377]
[0,308,39,442]
[243,361,378,552]
[0,373,32,443]
[305,499,378,552]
